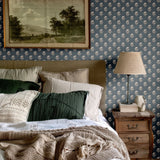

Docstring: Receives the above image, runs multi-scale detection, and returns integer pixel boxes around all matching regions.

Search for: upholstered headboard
[0,60,107,115]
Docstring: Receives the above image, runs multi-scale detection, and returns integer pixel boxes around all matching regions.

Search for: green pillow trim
[28,91,88,121]
[0,79,40,93]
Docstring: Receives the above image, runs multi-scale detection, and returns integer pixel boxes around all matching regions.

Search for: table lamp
[114,52,146,104]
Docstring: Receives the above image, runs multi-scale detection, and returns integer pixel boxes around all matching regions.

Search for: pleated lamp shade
[114,52,146,75]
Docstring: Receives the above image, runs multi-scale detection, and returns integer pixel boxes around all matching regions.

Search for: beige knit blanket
[0,126,130,160]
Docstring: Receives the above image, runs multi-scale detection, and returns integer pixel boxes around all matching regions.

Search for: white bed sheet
[0,118,117,134]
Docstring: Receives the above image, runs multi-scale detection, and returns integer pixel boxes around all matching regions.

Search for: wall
[0,0,160,158]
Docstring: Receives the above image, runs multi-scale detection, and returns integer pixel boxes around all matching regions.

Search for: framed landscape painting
[3,0,90,49]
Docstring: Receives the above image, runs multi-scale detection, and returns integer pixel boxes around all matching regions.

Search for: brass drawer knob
[127,124,138,129]
[129,150,138,155]
[127,137,139,142]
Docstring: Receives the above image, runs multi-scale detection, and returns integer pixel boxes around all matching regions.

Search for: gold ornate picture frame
[3,0,90,49]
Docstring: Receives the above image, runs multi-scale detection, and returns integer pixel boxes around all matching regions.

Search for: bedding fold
[0,126,130,160]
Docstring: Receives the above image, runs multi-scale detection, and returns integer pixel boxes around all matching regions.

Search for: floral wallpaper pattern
[0,0,159,158]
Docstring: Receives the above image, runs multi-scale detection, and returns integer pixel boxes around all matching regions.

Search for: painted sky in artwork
[9,0,85,29]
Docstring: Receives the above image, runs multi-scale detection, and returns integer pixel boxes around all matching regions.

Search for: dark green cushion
[0,79,40,93]
[28,91,88,121]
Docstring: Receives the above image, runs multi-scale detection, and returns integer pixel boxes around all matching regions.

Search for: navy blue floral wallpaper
[0,0,160,158]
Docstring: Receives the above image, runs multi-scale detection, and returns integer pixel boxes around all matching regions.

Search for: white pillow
[0,66,42,82]
[43,77,103,122]
[0,90,39,123]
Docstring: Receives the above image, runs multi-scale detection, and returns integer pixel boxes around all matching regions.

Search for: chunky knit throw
[0,126,130,160]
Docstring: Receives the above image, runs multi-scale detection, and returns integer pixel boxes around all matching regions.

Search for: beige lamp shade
[114,52,146,75]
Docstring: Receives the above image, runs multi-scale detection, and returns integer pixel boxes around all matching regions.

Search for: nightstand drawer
[127,144,149,158]
[118,120,149,132]
[119,133,149,144]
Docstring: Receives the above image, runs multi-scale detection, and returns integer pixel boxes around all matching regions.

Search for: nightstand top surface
[112,110,155,118]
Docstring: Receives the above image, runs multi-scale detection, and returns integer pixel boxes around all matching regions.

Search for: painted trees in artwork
[9,15,23,40]
[50,17,63,36]
[50,6,85,36]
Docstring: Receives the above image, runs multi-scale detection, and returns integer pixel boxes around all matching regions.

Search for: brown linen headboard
[0,60,107,115]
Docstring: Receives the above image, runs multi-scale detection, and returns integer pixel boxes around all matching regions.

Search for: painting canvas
[3,0,90,48]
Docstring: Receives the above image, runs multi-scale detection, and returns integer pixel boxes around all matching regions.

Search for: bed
[0,60,130,160]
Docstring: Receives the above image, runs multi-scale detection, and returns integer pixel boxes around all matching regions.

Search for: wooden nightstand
[112,110,154,160]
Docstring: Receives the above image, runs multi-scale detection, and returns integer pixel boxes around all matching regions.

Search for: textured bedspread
[0,126,130,160]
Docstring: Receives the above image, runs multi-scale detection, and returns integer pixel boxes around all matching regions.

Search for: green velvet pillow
[28,91,88,121]
[0,79,40,93]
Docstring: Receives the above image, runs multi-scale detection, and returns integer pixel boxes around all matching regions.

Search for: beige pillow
[0,66,42,82]
[39,68,89,85]
[43,77,103,122]
[0,90,39,123]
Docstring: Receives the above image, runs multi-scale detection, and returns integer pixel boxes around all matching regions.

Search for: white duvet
[0,118,121,160]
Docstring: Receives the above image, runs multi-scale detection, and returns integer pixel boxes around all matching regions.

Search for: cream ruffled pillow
[0,90,39,123]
